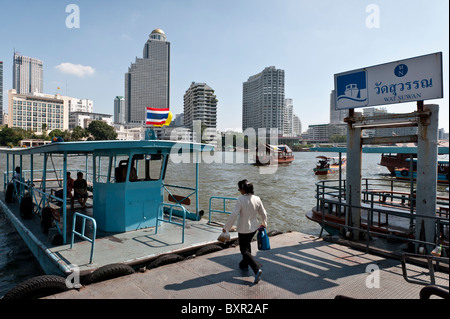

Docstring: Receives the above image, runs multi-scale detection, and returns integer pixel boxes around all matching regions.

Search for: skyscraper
[183,82,217,129]
[0,61,3,124]
[13,52,44,94]
[125,28,170,124]
[114,96,125,124]
[242,66,285,134]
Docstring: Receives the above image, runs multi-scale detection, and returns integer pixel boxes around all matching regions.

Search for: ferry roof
[0,139,214,156]
[311,145,449,154]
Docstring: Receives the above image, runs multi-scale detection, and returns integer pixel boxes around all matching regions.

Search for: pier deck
[0,193,236,276]
[45,231,449,300]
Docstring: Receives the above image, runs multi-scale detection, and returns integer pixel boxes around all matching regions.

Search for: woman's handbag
[257,227,270,250]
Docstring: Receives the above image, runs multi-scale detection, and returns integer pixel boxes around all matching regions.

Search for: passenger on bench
[74,172,88,209]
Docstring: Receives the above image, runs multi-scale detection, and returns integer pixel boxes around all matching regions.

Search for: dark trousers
[238,231,262,274]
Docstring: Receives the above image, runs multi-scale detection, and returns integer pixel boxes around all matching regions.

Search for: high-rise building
[0,61,3,124]
[13,52,44,94]
[329,90,348,124]
[284,98,293,135]
[125,28,170,124]
[114,96,125,124]
[183,82,217,130]
[242,66,285,134]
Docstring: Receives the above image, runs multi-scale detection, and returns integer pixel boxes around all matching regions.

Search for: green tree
[0,127,26,146]
[71,126,88,141]
[87,121,117,140]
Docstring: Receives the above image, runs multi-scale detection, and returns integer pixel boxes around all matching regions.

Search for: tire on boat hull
[83,263,135,285]
[1,275,69,299]
[195,244,223,256]
[147,254,184,269]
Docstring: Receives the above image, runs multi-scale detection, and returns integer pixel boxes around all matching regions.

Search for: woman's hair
[238,179,254,194]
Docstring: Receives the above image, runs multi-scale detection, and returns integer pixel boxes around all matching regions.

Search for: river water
[0,151,447,297]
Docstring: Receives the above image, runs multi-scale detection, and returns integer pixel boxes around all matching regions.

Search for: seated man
[73,171,88,209]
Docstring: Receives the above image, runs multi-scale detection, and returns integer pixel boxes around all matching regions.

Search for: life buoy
[401,169,409,177]
[1,275,69,299]
[82,263,135,285]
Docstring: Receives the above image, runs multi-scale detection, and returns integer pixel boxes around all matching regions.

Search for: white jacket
[224,194,268,234]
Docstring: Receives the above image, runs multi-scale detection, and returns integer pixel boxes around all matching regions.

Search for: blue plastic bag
[257,227,270,250]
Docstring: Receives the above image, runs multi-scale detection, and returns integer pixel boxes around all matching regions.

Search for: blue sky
[1,0,448,132]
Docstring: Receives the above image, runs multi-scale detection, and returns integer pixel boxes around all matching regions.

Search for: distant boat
[379,153,417,175]
[254,143,294,165]
[394,159,449,184]
[313,156,346,175]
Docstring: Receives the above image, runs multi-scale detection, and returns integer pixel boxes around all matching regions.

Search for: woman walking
[222,179,268,284]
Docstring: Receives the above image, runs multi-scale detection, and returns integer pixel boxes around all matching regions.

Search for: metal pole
[63,153,67,245]
[415,103,439,253]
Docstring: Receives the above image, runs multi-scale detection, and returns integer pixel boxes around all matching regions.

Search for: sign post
[334,52,443,245]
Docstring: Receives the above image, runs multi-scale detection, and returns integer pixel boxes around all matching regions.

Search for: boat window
[95,156,111,183]
[130,153,164,182]
[113,155,130,183]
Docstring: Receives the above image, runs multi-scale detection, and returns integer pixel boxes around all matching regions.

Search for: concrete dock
[44,231,449,300]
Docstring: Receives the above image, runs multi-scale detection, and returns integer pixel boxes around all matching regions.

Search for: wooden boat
[254,143,294,165]
[313,156,346,175]
[379,153,416,175]
[394,159,449,184]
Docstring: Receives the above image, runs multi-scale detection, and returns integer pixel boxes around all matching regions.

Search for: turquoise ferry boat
[0,139,237,297]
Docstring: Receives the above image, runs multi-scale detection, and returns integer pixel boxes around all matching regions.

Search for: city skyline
[0,0,448,133]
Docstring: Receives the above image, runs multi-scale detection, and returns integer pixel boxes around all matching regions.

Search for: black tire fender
[2,275,69,299]
[83,263,135,285]
[41,207,53,234]
[20,195,33,219]
[401,169,409,177]
[195,244,223,256]
[147,254,184,269]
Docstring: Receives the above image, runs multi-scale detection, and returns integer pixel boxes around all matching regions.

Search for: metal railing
[314,178,449,254]
[71,212,97,264]
[208,196,237,224]
[156,203,187,243]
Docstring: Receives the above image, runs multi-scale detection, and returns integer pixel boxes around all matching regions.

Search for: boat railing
[208,196,237,224]
[156,203,187,243]
[315,178,449,254]
[71,212,97,264]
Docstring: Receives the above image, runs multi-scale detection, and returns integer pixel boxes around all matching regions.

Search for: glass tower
[125,29,170,124]
[13,52,44,94]
[0,61,3,124]
[242,66,285,134]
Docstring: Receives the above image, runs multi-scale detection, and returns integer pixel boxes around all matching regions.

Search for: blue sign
[334,52,443,110]
[335,70,368,109]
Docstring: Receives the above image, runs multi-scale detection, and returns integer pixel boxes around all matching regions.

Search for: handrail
[156,203,187,243]
[71,212,97,264]
[208,196,237,223]
[314,178,449,254]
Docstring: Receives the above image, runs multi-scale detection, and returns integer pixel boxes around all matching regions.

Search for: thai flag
[146,107,169,125]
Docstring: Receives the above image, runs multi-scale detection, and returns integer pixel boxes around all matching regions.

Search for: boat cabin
[1,140,212,240]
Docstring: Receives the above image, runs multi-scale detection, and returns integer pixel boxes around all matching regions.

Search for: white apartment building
[183,82,217,130]
[69,111,113,130]
[8,89,68,132]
